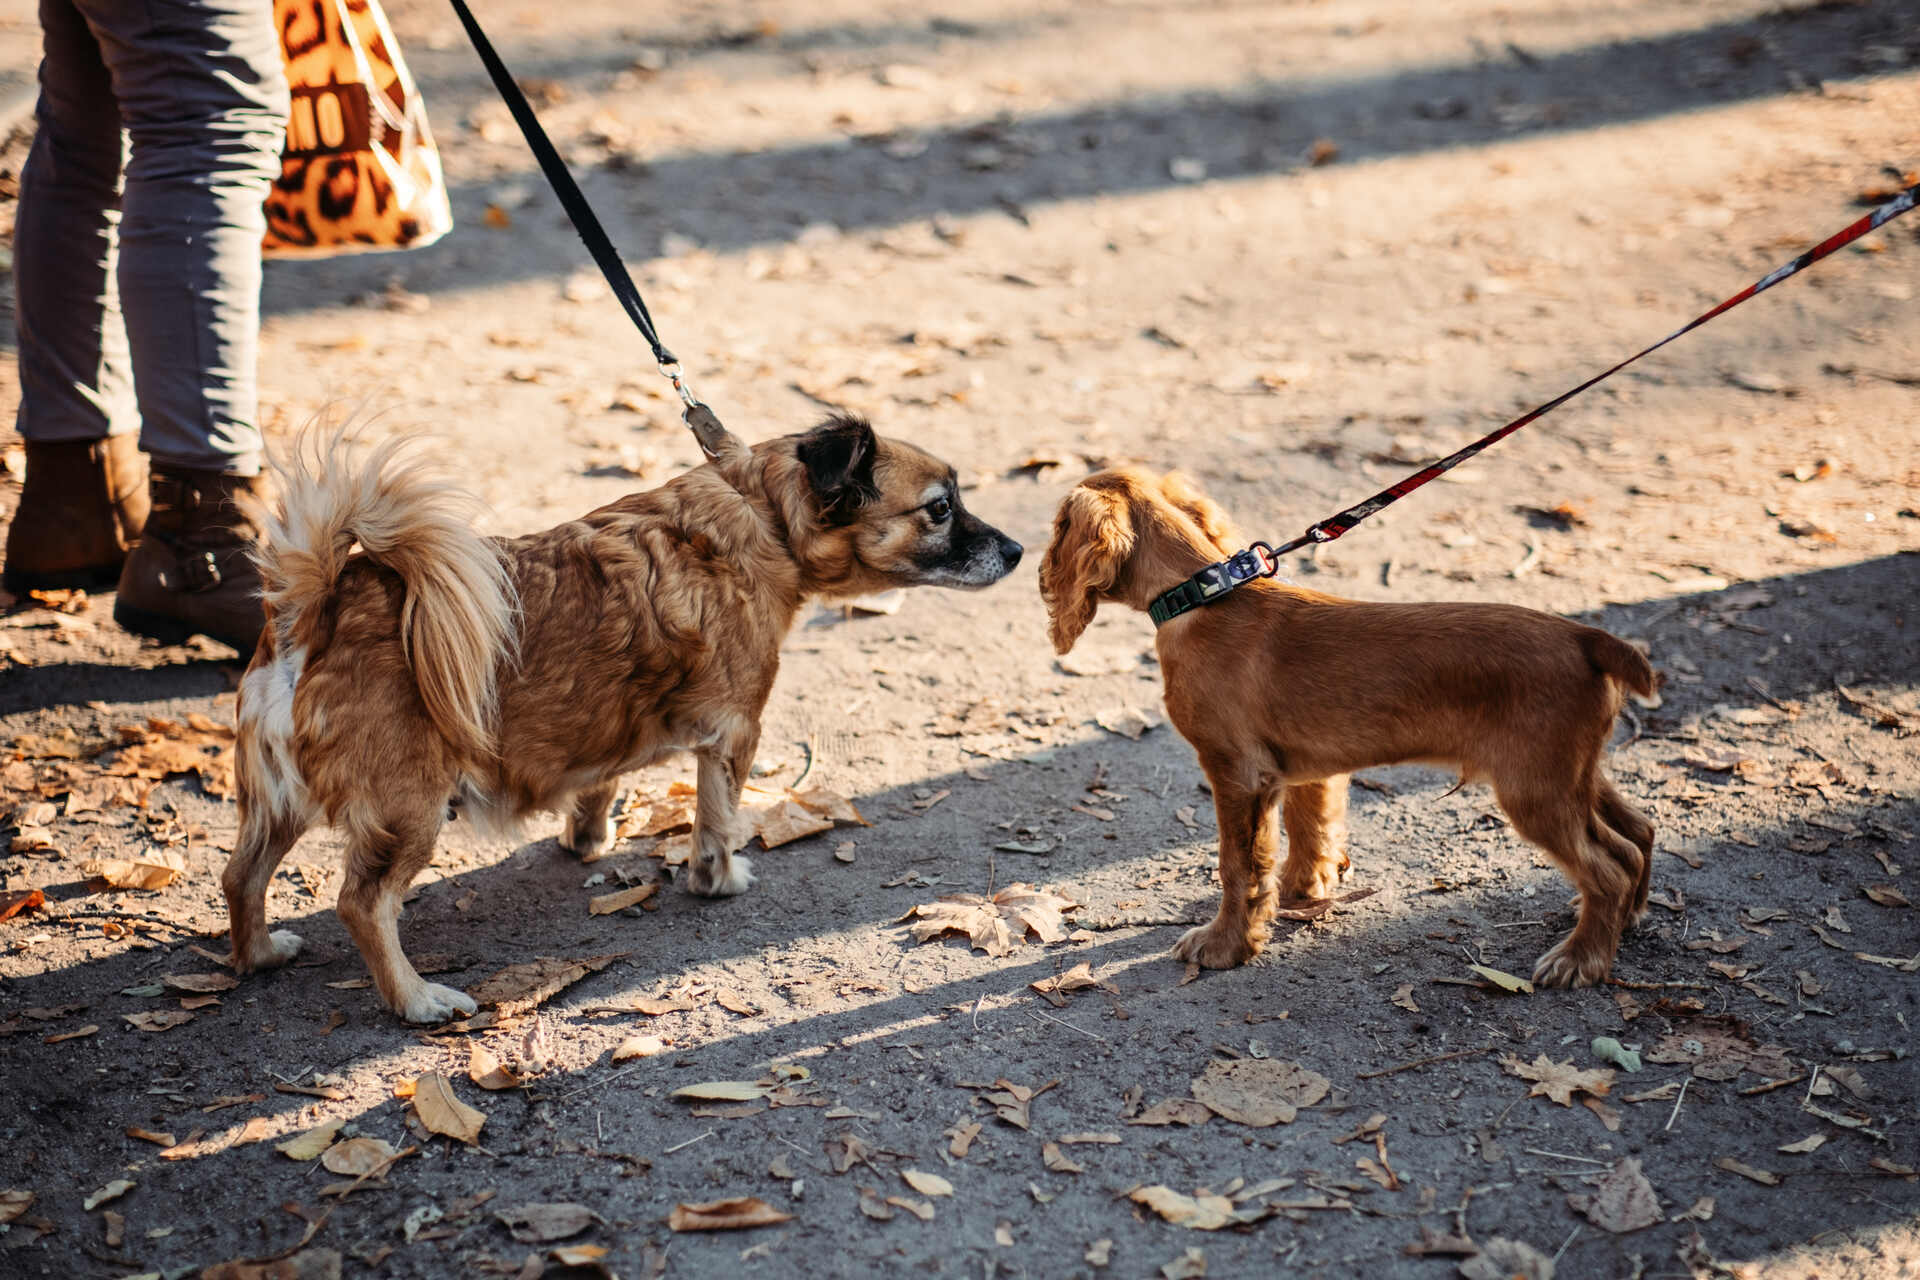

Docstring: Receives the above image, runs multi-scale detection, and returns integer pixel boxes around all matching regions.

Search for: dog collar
[1146,543,1280,626]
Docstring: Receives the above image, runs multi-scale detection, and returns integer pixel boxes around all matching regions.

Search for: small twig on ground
[1492,918,1547,928]
[1664,1077,1691,1132]
[1608,977,1713,991]
[1551,1226,1581,1267]
[1027,1006,1105,1043]
[970,992,985,1032]
[663,1130,715,1155]
[1523,1148,1610,1166]
[1509,534,1541,579]
[550,1061,648,1104]
[1357,1046,1494,1079]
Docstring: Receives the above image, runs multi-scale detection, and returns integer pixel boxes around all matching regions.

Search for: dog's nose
[999,535,1024,569]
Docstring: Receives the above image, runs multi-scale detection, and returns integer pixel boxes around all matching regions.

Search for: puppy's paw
[396,981,479,1025]
[559,819,614,862]
[1277,862,1342,902]
[233,929,304,972]
[686,853,756,898]
[1171,919,1260,969]
[1531,938,1611,989]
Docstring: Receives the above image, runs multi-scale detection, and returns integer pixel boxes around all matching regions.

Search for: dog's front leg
[560,780,620,860]
[1172,770,1267,968]
[685,729,758,897]
[1278,776,1352,901]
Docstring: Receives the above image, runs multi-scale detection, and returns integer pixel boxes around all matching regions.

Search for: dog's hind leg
[560,780,620,860]
[1498,777,1631,988]
[337,813,476,1024]
[686,725,758,898]
[1278,776,1351,902]
[1596,776,1655,922]
[224,804,307,972]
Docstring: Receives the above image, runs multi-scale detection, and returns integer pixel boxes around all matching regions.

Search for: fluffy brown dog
[226,416,1021,1022]
[1039,468,1655,987]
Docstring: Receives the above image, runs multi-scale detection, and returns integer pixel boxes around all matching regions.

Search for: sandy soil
[2,1,1917,1277]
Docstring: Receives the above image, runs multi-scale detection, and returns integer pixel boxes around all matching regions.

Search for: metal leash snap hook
[1248,541,1278,576]
[658,359,700,411]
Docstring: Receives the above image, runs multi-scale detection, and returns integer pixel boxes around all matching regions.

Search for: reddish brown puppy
[225,416,1021,1022]
[1039,468,1655,987]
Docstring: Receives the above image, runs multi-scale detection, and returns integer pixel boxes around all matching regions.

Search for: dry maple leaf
[668,1197,793,1232]
[83,851,186,891]
[1129,1098,1212,1127]
[1129,1185,1257,1231]
[1501,1053,1615,1106]
[1568,1157,1662,1233]
[1190,1058,1330,1127]
[900,883,1077,956]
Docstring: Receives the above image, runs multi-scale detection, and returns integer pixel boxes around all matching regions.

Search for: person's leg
[85,0,287,475]
[1,0,149,592]
[84,0,288,651]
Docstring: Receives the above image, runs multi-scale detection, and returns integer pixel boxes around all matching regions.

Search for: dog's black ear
[797,414,880,526]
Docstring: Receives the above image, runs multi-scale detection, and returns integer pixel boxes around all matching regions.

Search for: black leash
[1149,176,1920,627]
[446,0,734,459]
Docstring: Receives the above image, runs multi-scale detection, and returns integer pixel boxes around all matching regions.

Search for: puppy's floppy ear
[1158,471,1240,553]
[797,413,880,526]
[1039,486,1134,654]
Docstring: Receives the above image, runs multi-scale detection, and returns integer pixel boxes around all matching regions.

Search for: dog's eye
[925,497,952,524]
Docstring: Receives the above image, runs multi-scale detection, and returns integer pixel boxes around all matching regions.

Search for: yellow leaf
[588,883,657,915]
[276,1118,344,1161]
[670,1081,768,1103]
[901,1170,953,1197]
[412,1073,486,1144]
[1469,964,1535,994]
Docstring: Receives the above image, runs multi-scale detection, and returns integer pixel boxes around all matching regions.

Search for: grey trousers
[14,0,288,475]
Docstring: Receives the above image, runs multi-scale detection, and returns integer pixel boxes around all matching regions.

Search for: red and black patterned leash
[1149,177,1920,627]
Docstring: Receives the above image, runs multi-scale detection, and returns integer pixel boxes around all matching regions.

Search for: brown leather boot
[2,436,150,593]
[114,468,271,655]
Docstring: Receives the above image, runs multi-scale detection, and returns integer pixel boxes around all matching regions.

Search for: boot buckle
[178,548,223,592]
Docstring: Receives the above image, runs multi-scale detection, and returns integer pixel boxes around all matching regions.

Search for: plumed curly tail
[251,430,516,761]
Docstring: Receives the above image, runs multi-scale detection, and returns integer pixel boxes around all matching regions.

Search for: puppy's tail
[254,432,516,760]
[1581,629,1656,701]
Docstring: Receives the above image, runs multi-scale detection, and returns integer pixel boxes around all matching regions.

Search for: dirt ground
[2,1,1918,1277]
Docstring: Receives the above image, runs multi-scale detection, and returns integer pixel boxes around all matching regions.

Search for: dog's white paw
[688,853,756,898]
[397,981,479,1025]
[263,929,305,966]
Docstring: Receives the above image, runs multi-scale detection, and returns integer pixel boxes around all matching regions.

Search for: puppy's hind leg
[685,727,758,898]
[1596,776,1655,923]
[560,780,620,860]
[1499,779,1632,988]
[1278,775,1351,902]
[224,803,308,972]
[337,814,476,1024]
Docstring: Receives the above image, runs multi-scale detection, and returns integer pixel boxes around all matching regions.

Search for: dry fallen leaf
[0,1190,33,1224]
[901,1170,953,1197]
[83,1179,134,1211]
[900,883,1077,956]
[588,883,657,915]
[1459,1237,1556,1280]
[667,1196,793,1232]
[1129,1098,1213,1127]
[946,1121,981,1158]
[1568,1157,1662,1233]
[1190,1058,1330,1127]
[1715,1156,1781,1186]
[1501,1054,1615,1106]
[412,1073,485,1144]
[466,1042,525,1091]
[467,953,624,1015]
[671,1081,768,1103]
[320,1137,398,1177]
[1778,1133,1828,1155]
[1130,1185,1254,1231]
[612,1034,666,1061]
[497,1202,601,1242]
[1043,1142,1084,1174]
[1094,705,1162,740]
[162,972,238,994]
[1390,984,1420,1012]
[887,1194,935,1221]
[1030,961,1117,1007]
[122,1010,195,1033]
[83,851,187,891]
[1468,964,1535,994]
[0,889,45,921]
[274,1119,353,1166]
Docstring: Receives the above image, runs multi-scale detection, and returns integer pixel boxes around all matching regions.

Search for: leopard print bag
[263,0,453,257]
